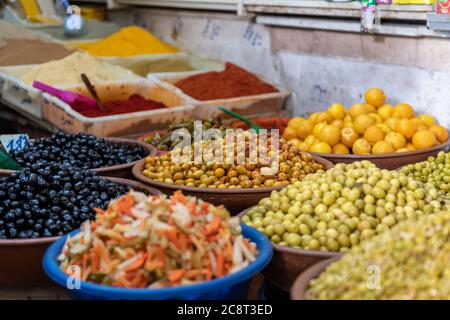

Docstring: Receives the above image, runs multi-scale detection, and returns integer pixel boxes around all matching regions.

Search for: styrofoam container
[0,65,44,118]
[150,70,291,120]
[42,78,198,137]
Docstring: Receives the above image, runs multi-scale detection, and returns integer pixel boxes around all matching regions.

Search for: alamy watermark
[166,121,280,175]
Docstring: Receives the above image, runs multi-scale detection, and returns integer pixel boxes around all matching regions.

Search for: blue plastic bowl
[43,224,272,300]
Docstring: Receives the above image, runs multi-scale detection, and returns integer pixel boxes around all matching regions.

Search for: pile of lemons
[284,88,448,154]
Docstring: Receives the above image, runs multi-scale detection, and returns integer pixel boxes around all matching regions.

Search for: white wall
[112,9,450,127]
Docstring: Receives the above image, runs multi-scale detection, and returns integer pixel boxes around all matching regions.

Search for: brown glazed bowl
[237,209,342,292]
[290,256,341,300]
[0,177,161,287]
[0,137,156,179]
[132,154,334,215]
[309,136,450,170]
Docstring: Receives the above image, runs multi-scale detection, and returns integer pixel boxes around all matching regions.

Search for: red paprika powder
[174,63,278,101]
[71,94,166,118]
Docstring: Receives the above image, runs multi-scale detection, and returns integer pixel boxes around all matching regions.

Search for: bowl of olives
[239,160,446,292]
[0,132,155,179]
[132,145,333,214]
[0,163,161,287]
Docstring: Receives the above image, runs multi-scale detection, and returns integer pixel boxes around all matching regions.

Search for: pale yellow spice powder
[20,51,139,86]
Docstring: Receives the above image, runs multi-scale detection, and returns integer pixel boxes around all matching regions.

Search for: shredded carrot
[124,252,147,272]
[117,194,134,215]
[59,190,258,288]
[168,269,185,282]
[216,251,225,277]
[205,216,221,235]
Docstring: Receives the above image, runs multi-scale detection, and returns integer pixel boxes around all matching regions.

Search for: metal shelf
[245,1,433,21]
[116,0,239,11]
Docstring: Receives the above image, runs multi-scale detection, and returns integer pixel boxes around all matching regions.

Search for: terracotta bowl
[132,154,334,215]
[0,177,161,287]
[290,257,341,300]
[308,136,450,170]
[0,137,156,179]
[237,209,342,292]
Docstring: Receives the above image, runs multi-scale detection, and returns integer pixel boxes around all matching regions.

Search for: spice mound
[174,63,278,101]
[58,191,258,288]
[20,52,138,86]
[10,131,145,170]
[306,210,450,300]
[73,94,167,118]
[0,162,128,239]
[77,26,178,57]
[0,39,72,66]
[128,58,194,76]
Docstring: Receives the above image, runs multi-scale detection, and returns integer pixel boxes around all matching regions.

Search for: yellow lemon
[315,112,334,124]
[308,112,320,124]
[376,123,391,134]
[348,103,368,119]
[364,88,386,108]
[310,142,332,154]
[395,118,417,139]
[364,104,377,114]
[296,141,311,152]
[377,104,393,120]
[294,119,313,139]
[317,124,341,146]
[412,130,436,149]
[352,138,371,154]
[304,134,318,145]
[328,103,346,120]
[372,141,395,154]
[368,113,382,124]
[396,148,410,153]
[288,117,305,128]
[364,125,385,144]
[392,103,415,119]
[313,122,327,137]
[418,114,436,127]
[429,125,449,143]
[384,132,406,150]
[332,143,350,154]
[340,127,359,148]
[331,119,344,129]
[283,127,297,140]
[354,114,375,134]
[385,117,400,131]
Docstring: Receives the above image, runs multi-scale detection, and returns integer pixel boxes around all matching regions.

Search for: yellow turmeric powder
[78,26,178,57]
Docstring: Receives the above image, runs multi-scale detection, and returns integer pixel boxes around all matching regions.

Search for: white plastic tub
[0,65,44,118]
[42,78,198,137]
[0,63,140,119]
[151,70,291,120]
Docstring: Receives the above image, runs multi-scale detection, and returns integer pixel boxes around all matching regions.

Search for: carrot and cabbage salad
[58,190,258,288]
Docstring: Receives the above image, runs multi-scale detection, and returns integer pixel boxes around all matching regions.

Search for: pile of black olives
[10,131,144,170]
[0,161,128,239]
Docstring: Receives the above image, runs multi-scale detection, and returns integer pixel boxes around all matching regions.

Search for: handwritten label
[243,24,263,47]
[0,134,29,153]
[202,19,221,40]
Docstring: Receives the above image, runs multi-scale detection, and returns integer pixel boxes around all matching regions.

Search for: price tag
[0,134,29,154]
